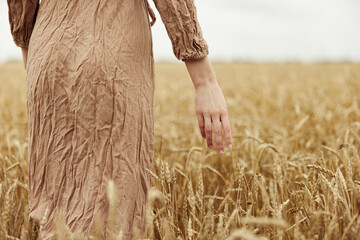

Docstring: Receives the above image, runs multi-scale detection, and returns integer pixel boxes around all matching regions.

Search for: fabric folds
[7,0,209,61]
[152,0,209,61]
[7,0,39,48]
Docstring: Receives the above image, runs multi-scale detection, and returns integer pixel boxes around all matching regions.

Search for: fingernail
[227,144,232,148]
[219,150,224,154]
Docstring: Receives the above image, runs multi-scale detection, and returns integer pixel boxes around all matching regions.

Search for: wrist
[184,56,218,89]
[193,74,217,90]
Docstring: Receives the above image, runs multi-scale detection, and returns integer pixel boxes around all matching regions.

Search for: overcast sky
[1,0,359,62]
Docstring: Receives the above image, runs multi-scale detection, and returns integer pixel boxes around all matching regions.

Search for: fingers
[196,113,206,139]
[199,108,232,154]
[212,115,224,154]
[204,114,213,148]
[220,113,232,148]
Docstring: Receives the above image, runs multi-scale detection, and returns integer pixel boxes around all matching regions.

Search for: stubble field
[0,62,359,239]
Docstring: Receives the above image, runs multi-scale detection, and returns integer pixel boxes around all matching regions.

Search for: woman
[7,0,232,239]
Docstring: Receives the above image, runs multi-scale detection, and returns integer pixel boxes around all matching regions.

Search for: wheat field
[0,62,359,240]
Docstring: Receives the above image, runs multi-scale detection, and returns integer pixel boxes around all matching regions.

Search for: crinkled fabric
[7,0,39,48]
[152,0,209,61]
[7,0,208,239]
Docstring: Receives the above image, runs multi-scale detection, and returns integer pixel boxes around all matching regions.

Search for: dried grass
[0,62,360,239]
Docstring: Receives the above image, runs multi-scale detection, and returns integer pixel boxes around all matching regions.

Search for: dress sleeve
[7,0,39,48]
[151,0,209,61]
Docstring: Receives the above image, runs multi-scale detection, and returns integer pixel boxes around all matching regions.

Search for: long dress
[7,0,208,239]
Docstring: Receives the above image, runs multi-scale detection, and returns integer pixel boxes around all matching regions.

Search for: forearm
[184,56,217,89]
[21,47,28,70]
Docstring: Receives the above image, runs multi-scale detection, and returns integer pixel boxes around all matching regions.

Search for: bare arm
[21,47,28,70]
[151,0,231,153]
[185,56,232,154]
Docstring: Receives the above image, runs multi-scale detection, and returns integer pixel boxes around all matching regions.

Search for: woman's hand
[21,47,28,70]
[185,56,232,154]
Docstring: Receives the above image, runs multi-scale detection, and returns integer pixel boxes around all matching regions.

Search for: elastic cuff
[180,46,209,61]
[181,51,208,62]
[14,40,29,48]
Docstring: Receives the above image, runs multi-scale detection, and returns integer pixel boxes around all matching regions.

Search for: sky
[1,0,360,62]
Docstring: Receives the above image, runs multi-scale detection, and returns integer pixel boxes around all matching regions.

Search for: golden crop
[0,62,359,239]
